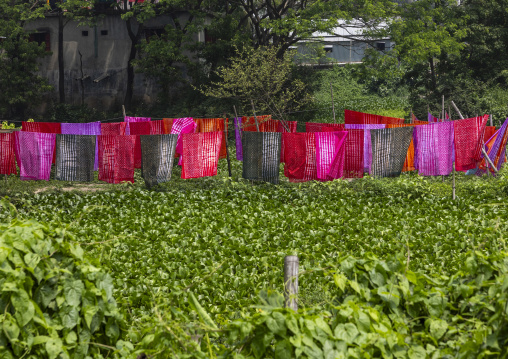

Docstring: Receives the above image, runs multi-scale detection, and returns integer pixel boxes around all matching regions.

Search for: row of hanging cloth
[2,110,508,184]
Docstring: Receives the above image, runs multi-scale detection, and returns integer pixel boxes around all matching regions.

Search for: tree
[200,46,311,126]
[0,0,52,119]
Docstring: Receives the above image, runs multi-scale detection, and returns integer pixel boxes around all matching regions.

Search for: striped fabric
[315,131,348,180]
[386,123,426,172]
[124,116,150,135]
[101,122,127,136]
[22,122,61,133]
[55,135,96,181]
[140,134,178,187]
[453,115,488,171]
[129,122,151,169]
[98,135,136,183]
[414,122,454,176]
[194,118,228,159]
[242,132,282,184]
[478,119,508,175]
[343,129,364,178]
[171,117,197,165]
[370,127,414,177]
[61,122,101,171]
[345,124,386,174]
[0,133,17,175]
[162,118,174,134]
[150,120,165,135]
[15,131,55,181]
[283,133,318,182]
[306,122,345,132]
[181,132,222,179]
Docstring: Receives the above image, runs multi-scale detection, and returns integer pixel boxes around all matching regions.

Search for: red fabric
[242,115,272,132]
[306,122,345,132]
[344,109,404,125]
[279,121,298,163]
[484,126,496,144]
[98,135,135,184]
[101,122,127,136]
[344,129,364,178]
[162,119,174,134]
[129,122,151,169]
[181,132,222,179]
[0,133,17,175]
[194,118,228,159]
[150,120,165,135]
[22,122,61,134]
[380,116,405,125]
[283,133,318,182]
[453,115,488,171]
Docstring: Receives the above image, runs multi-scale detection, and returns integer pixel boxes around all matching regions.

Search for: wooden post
[410,108,413,124]
[451,101,464,120]
[330,82,336,124]
[122,105,127,118]
[452,163,456,200]
[250,100,260,132]
[223,114,232,177]
[442,95,445,122]
[284,256,298,311]
[490,114,493,127]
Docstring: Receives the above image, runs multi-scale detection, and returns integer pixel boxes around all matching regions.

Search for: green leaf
[274,339,292,359]
[429,318,447,340]
[266,312,287,337]
[2,314,20,341]
[63,279,84,307]
[60,306,79,329]
[11,290,35,326]
[334,323,359,343]
[46,338,63,359]
[106,317,120,340]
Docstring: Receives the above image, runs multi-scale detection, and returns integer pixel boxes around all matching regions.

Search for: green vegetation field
[2,158,508,358]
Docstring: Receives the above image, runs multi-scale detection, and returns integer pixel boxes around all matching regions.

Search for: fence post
[284,256,299,311]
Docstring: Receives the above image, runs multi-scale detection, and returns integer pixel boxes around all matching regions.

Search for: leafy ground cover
[2,154,508,357]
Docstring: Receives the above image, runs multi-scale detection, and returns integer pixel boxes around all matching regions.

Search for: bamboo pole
[490,114,493,127]
[250,100,260,132]
[122,105,126,118]
[452,164,456,199]
[284,256,299,311]
[330,82,336,124]
[442,95,445,122]
[451,101,463,119]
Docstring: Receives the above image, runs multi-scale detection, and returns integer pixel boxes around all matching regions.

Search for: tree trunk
[58,12,65,103]
[124,18,142,110]
[428,57,437,91]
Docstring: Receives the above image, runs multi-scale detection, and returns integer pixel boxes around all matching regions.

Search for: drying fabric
[129,122,151,169]
[306,122,345,132]
[98,135,136,184]
[140,134,178,187]
[484,126,497,144]
[124,116,150,135]
[283,133,318,182]
[101,122,127,136]
[0,133,17,175]
[15,131,55,181]
[345,124,385,174]
[22,122,61,134]
[343,129,364,178]
[386,123,424,172]
[194,118,228,159]
[279,120,298,163]
[150,120,165,135]
[345,109,380,125]
[478,119,508,175]
[171,117,197,165]
[370,127,414,177]
[181,132,222,179]
[380,116,405,125]
[234,118,243,161]
[414,122,454,176]
[453,115,488,171]
[315,131,348,180]
[242,132,282,184]
[162,118,174,134]
[61,122,101,171]
[55,135,96,181]
[428,113,441,123]
[241,115,272,132]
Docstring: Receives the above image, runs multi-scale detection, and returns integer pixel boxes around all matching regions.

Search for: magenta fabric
[428,113,440,123]
[61,122,101,171]
[345,124,386,174]
[15,131,55,181]
[124,116,151,135]
[414,122,454,176]
[315,131,348,180]
[171,117,197,165]
[234,117,243,161]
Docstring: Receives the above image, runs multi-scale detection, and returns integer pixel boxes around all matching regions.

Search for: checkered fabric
[98,135,136,183]
[0,133,17,175]
[242,132,282,184]
[101,122,127,136]
[453,115,488,171]
[55,135,96,181]
[171,117,197,165]
[181,132,222,179]
[140,134,178,187]
[343,129,364,178]
[283,133,318,182]
[315,131,348,180]
[414,122,454,176]
[61,122,101,171]
[370,127,414,177]
[15,131,55,181]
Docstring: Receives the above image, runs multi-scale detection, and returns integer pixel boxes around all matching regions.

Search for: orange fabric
[193,118,228,158]
[387,123,425,172]
[241,115,272,132]
[484,126,496,144]
[162,118,174,134]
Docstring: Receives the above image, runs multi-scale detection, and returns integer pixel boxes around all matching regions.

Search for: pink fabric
[124,116,151,135]
[181,132,222,179]
[171,117,197,165]
[345,124,386,173]
[453,115,488,171]
[315,131,348,180]
[414,122,454,176]
[15,131,55,181]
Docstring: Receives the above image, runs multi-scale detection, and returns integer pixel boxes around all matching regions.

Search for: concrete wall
[24,13,198,111]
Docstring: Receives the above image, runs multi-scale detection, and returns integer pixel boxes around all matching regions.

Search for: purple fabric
[414,122,454,176]
[15,131,55,181]
[61,122,101,171]
[428,112,440,123]
[124,116,151,135]
[234,118,243,161]
[477,118,508,175]
[345,124,386,174]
